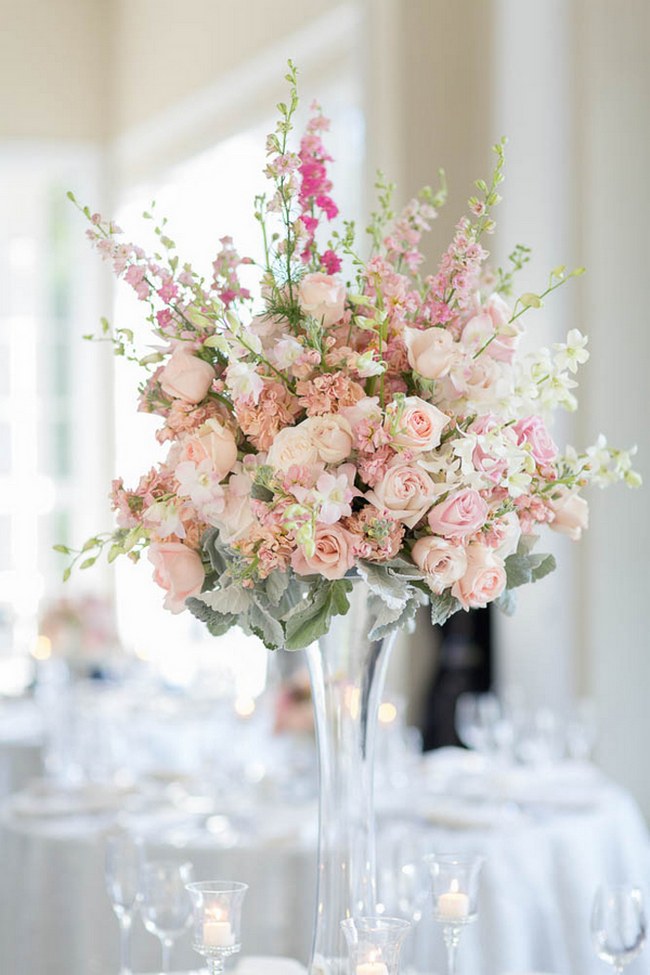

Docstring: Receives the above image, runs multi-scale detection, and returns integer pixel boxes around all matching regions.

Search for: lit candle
[203,910,235,947]
[356,953,389,975]
[437,879,470,920]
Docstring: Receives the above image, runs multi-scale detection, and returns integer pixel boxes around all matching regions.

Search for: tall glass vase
[305,579,398,975]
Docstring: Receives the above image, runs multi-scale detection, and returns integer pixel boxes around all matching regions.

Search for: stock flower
[148,542,205,614]
[159,347,216,404]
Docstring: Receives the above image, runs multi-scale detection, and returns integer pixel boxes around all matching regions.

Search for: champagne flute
[591,885,647,974]
[105,833,142,975]
[140,860,194,973]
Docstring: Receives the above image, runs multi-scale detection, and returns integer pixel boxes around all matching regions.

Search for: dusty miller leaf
[495,588,517,616]
[429,591,461,626]
[357,561,410,610]
[197,586,252,616]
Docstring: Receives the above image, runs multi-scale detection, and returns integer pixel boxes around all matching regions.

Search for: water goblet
[341,916,412,975]
[591,884,647,974]
[425,853,484,975]
[140,860,194,973]
[105,832,142,975]
[186,880,248,975]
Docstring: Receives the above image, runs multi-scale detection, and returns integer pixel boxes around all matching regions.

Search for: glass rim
[185,880,249,894]
[595,883,644,897]
[424,853,486,867]
[340,915,412,931]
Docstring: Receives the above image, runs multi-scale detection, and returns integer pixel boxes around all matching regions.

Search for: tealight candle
[356,960,389,975]
[203,913,235,947]
[437,879,470,920]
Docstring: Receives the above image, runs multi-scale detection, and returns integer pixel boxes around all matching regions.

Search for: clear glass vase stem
[443,924,461,975]
[118,914,132,975]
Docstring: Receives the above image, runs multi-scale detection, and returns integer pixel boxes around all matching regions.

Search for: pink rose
[449,355,508,404]
[388,396,449,453]
[548,487,589,541]
[366,460,438,528]
[513,415,558,467]
[291,523,356,580]
[452,543,507,609]
[411,536,468,594]
[179,419,238,481]
[427,489,488,538]
[298,272,346,327]
[159,347,216,404]
[305,414,353,464]
[403,326,457,379]
[148,541,205,614]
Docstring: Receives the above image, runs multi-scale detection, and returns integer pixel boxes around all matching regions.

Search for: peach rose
[179,418,238,481]
[298,272,346,327]
[305,414,353,464]
[411,536,468,594]
[451,543,507,609]
[513,415,558,467]
[427,489,488,538]
[388,396,449,452]
[291,523,356,580]
[366,461,438,528]
[159,347,216,404]
[148,541,205,614]
[267,423,320,472]
[403,326,457,379]
[548,487,589,541]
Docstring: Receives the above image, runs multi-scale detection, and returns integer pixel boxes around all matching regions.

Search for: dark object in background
[421,607,492,751]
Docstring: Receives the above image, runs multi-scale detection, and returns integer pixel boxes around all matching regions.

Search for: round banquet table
[1,752,649,975]
[0,699,44,798]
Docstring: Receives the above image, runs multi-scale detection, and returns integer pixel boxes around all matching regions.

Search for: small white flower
[225,361,265,404]
[553,329,589,374]
[355,350,386,378]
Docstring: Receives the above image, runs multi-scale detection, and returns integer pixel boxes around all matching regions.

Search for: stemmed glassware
[425,853,484,975]
[186,881,248,975]
[105,832,142,975]
[341,916,412,975]
[140,860,194,973]
[591,885,647,974]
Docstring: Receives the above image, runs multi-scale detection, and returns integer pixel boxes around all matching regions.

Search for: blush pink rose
[291,523,356,580]
[513,415,558,466]
[366,461,438,528]
[427,489,489,538]
[148,541,205,614]
[403,326,457,379]
[159,347,216,404]
[305,413,353,464]
[451,543,507,609]
[411,536,468,594]
[298,272,346,327]
[179,419,238,481]
[388,396,449,452]
[548,487,589,541]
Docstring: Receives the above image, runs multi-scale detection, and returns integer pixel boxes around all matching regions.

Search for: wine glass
[140,860,194,973]
[591,885,647,973]
[105,832,142,975]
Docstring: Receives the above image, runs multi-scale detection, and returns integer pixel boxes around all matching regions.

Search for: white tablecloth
[1,755,649,975]
[0,700,44,797]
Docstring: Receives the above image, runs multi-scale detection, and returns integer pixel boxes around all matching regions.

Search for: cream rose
[211,471,256,545]
[451,543,507,609]
[388,396,449,452]
[366,461,438,528]
[298,272,346,327]
[179,419,238,481]
[159,347,216,404]
[427,488,488,538]
[305,414,353,464]
[291,523,356,580]
[548,487,589,541]
[411,536,468,594]
[403,326,457,379]
[148,541,205,614]
[266,423,320,472]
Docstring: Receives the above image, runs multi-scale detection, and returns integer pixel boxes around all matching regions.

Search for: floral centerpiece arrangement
[60,62,639,650]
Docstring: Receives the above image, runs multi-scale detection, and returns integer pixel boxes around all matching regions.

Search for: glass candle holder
[424,854,484,975]
[186,881,248,975]
[341,916,412,975]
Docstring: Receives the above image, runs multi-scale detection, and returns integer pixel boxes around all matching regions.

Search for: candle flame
[450,879,460,894]
[378,701,397,724]
[209,908,226,922]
